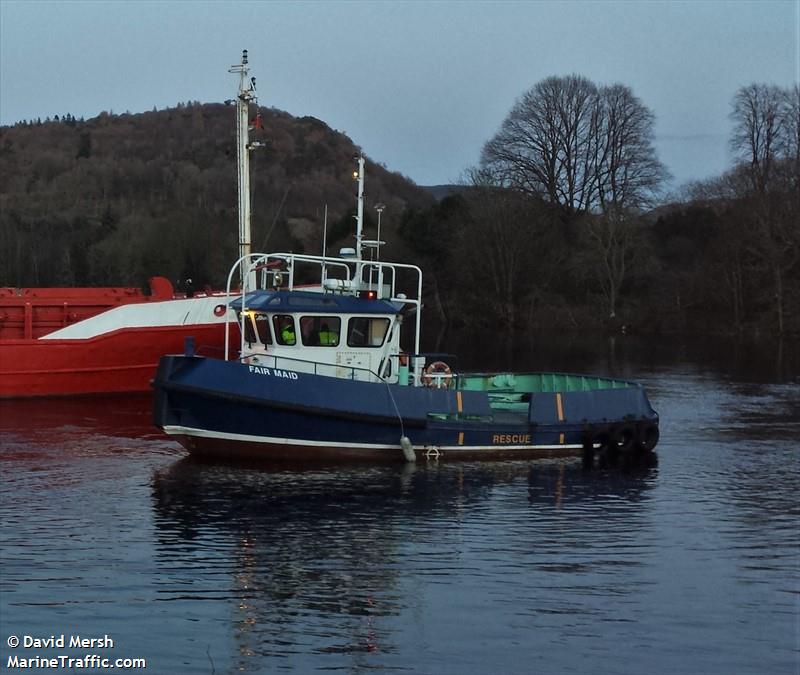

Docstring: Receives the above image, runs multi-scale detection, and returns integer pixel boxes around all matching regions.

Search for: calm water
[1,337,798,674]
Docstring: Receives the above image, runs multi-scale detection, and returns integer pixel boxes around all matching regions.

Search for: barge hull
[1,324,228,398]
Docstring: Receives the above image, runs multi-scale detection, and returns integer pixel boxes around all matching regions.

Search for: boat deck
[459,372,633,393]
[488,409,529,425]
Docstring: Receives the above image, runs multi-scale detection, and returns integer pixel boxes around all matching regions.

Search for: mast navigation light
[242,49,248,64]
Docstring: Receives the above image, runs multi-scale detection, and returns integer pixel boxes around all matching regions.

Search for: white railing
[243,352,389,384]
[223,252,424,372]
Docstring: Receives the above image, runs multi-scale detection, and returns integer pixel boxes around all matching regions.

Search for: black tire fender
[612,425,637,452]
[591,428,612,451]
[637,423,660,452]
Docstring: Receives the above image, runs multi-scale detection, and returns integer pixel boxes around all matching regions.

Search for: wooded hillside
[1,80,797,338]
[0,103,434,289]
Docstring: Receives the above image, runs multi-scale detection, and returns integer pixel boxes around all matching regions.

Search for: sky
[1,0,798,192]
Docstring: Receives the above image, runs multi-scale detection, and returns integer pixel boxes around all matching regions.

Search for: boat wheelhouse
[229,259,420,388]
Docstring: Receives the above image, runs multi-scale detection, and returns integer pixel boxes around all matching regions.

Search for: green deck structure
[458,372,634,411]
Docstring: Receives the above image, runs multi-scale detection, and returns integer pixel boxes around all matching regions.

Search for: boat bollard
[398,354,410,386]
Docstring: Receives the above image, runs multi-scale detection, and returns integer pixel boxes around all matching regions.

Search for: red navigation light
[359,290,377,300]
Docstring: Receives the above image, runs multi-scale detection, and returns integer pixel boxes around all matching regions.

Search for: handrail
[244,351,391,384]
[223,251,424,377]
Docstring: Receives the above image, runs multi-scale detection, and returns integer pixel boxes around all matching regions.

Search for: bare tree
[452,168,563,329]
[594,84,669,211]
[580,86,667,320]
[729,83,799,334]
[730,83,786,194]
[779,84,800,165]
[779,84,800,205]
[480,75,599,212]
[687,169,757,332]
[575,206,643,319]
[480,75,667,215]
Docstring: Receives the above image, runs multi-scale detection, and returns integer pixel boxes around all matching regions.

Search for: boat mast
[229,50,257,287]
[354,154,365,283]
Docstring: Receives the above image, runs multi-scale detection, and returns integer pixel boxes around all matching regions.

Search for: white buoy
[400,436,416,462]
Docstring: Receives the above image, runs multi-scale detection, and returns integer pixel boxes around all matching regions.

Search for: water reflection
[0,395,171,504]
[2,341,797,674]
[151,458,657,670]
[440,330,799,385]
[0,394,158,443]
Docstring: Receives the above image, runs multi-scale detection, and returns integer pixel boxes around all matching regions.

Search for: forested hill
[0,103,435,288]
[1,81,797,338]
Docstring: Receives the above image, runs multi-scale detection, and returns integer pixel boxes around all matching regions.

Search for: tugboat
[153,149,660,462]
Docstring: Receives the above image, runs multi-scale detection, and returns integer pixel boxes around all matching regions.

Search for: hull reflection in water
[0,395,162,468]
[151,457,656,667]
[4,348,795,674]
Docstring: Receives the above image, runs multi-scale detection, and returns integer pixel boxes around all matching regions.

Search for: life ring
[213,304,227,317]
[423,361,453,388]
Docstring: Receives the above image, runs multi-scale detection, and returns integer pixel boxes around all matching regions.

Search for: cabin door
[336,351,373,381]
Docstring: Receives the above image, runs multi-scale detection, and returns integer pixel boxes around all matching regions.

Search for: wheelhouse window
[299,316,341,346]
[242,312,272,346]
[273,315,296,346]
[254,313,272,344]
[242,313,257,346]
[347,317,390,348]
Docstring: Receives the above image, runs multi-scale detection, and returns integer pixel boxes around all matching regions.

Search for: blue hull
[153,355,659,462]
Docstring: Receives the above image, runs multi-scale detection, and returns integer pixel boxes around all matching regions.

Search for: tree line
[399,77,798,337]
[0,79,797,337]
